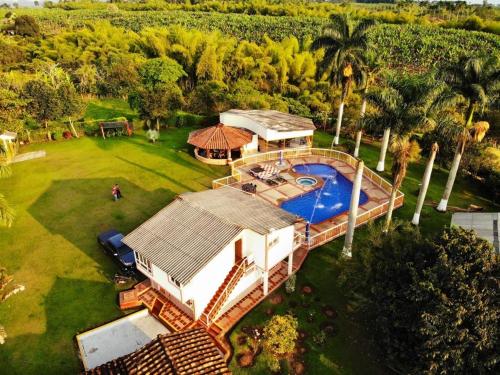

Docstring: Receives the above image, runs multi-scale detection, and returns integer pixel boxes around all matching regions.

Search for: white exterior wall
[242,134,259,155]
[144,263,183,302]
[250,226,294,271]
[182,237,238,319]
[266,226,295,267]
[220,112,314,142]
[142,224,295,320]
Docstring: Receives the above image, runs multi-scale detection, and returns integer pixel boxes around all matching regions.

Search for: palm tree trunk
[156,118,160,132]
[437,143,463,212]
[343,160,364,257]
[353,130,362,158]
[412,143,438,225]
[333,101,345,147]
[385,186,398,231]
[376,127,391,172]
[353,93,367,158]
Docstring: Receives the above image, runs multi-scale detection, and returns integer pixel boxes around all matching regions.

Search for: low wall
[194,149,229,166]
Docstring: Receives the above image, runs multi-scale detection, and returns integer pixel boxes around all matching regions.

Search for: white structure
[451,212,499,253]
[220,109,315,152]
[76,309,169,370]
[123,187,301,325]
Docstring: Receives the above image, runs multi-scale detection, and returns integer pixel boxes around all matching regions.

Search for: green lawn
[0,102,497,374]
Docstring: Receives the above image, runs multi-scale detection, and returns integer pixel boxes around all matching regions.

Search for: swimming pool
[280,163,368,224]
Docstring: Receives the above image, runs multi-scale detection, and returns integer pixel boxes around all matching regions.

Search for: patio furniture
[242,183,257,194]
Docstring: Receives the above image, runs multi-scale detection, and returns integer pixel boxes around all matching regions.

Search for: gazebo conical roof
[188,124,253,150]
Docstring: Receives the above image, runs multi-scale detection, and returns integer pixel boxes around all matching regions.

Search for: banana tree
[312,15,375,147]
[436,56,499,212]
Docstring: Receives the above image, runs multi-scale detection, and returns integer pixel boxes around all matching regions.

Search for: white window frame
[135,251,152,275]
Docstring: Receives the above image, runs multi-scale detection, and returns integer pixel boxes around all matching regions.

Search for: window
[135,251,152,274]
[169,276,181,288]
[268,237,279,248]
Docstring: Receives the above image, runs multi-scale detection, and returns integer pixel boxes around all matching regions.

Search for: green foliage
[11,15,40,37]
[263,314,298,357]
[284,273,296,294]
[22,80,62,127]
[342,223,499,374]
[139,57,187,88]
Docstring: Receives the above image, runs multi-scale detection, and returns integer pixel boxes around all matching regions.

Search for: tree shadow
[28,177,175,262]
[0,277,126,374]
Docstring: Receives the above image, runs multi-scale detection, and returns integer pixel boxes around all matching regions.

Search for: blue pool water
[280,163,368,224]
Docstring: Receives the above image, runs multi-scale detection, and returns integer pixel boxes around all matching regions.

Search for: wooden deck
[119,280,195,332]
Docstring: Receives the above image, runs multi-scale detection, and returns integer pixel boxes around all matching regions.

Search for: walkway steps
[199,258,247,325]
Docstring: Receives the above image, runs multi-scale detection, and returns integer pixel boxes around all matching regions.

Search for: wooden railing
[200,258,248,326]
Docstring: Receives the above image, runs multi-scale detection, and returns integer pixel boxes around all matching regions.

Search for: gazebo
[188,124,253,165]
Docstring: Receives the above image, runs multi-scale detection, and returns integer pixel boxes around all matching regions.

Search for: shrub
[285,274,296,294]
[312,330,327,346]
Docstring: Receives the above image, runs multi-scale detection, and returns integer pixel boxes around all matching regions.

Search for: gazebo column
[227,148,232,162]
[342,160,364,257]
[206,149,211,159]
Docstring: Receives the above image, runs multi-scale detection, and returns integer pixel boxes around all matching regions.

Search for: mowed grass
[0,105,228,374]
[0,101,498,374]
[228,132,499,375]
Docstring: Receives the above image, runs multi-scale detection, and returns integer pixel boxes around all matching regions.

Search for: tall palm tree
[365,74,453,172]
[0,145,14,228]
[353,51,381,158]
[385,137,411,231]
[436,56,499,212]
[312,15,376,147]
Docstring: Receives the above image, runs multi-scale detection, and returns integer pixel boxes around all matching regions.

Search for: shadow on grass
[115,156,194,192]
[0,277,124,374]
[28,177,175,262]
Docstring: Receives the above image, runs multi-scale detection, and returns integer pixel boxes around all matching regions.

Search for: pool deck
[224,155,395,242]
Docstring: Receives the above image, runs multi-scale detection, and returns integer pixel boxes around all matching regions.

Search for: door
[235,239,243,263]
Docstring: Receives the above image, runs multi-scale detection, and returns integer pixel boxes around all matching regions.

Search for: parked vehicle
[97,229,136,276]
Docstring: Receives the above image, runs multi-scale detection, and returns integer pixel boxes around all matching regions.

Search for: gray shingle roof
[123,187,299,285]
[224,109,315,132]
[181,187,298,235]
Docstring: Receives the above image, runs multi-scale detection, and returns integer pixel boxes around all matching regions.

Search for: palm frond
[0,193,14,228]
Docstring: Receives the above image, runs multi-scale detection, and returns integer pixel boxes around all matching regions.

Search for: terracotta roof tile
[187,124,252,150]
[85,328,231,375]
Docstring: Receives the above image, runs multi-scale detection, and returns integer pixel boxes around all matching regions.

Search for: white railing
[212,147,404,250]
[200,258,248,326]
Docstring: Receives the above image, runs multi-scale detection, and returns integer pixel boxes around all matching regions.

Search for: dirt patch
[322,305,338,319]
[269,293,284,305]
[301,285,314,294]
[293,361,306,375]
[237,352,254,368]
[319,321,337,337]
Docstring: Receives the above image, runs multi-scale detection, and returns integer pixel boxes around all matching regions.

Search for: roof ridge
[178,192,245,232]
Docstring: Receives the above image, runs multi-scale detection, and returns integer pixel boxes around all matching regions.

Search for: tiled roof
[188,124,253,150]
[123,187,299,285]
[223,109,315,132]
[85,328,231,375]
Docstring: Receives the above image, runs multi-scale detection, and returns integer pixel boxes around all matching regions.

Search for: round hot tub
[296,176,318,187]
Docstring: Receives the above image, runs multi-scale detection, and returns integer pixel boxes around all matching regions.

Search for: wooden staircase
[199,258,248,327]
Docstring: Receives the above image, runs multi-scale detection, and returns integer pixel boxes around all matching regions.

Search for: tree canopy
[341,223,499,374]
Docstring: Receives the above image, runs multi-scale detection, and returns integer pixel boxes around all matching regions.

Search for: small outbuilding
[188,123,253,165]
[451,212,499,253]
[220,109,315,152]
